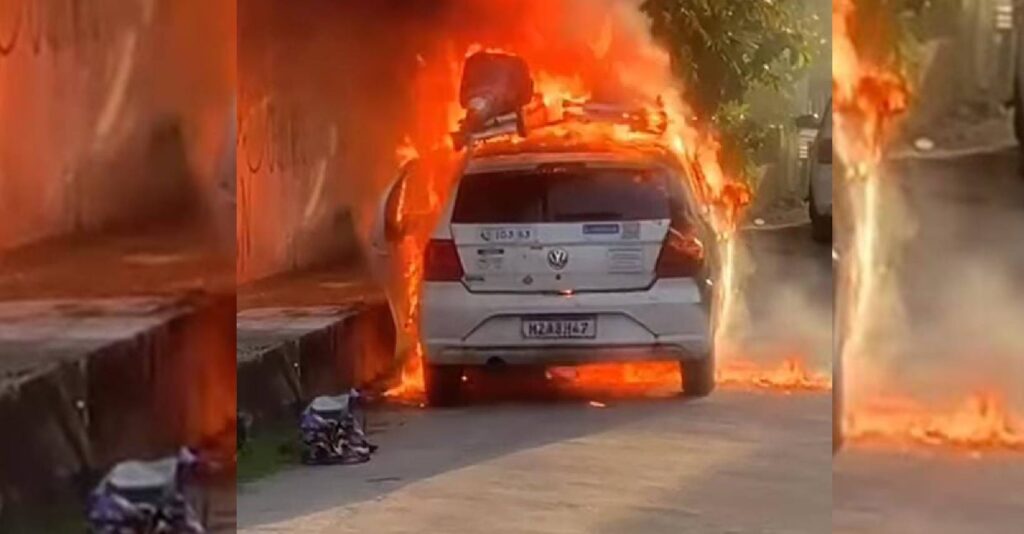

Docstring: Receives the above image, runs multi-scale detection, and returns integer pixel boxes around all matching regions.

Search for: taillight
[655,227,704,278]
[424,239,465,281]
[817,138,833,164]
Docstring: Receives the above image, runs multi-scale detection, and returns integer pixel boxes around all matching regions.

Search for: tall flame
[834,0,1024,452]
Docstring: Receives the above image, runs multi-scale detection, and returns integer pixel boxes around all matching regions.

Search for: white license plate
[521,316,596,339]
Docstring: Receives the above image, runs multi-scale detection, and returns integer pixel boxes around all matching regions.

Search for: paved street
[239,392,830,534]
[834,147,1024,533]
[236,220,833,533]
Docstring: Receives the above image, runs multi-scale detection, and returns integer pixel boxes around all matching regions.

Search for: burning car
[373,52,718,406]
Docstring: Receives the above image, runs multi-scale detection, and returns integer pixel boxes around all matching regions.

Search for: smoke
[718,230,833,374]
[846,154,1024,410]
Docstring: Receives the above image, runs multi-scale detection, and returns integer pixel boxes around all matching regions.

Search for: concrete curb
[236,302,395,424]
[0,296,236,512]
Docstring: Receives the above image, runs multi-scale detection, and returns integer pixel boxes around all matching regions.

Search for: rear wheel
[680,355,715,398]
[425,364,464,407]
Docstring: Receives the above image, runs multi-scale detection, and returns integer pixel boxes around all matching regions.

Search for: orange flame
[845,393,1024,452]
[718,357,832,393]
[383,1,751,401]
[832,0,910,167]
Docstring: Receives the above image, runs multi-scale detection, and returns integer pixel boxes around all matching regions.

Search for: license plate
[521,316,596,339]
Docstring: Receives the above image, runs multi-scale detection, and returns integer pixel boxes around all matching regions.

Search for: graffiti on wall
[236,89,342,282]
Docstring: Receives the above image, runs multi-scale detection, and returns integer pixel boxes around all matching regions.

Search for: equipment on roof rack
[451,52,671,150]
[452,51,534,150]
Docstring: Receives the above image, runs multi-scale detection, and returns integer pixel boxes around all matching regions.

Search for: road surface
[833,147,1024,533]
[237,220,833,533]
[239,393,830,534]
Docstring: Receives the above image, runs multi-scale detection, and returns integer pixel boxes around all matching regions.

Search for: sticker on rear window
[582,223,621,235]
[479,227,534,243]
[621,222,640,240]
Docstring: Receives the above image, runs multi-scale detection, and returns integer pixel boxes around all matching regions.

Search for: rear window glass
[451,166,673,224]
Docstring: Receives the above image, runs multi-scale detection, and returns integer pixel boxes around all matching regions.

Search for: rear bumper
[421,278,711,366]
[427,343,705,366]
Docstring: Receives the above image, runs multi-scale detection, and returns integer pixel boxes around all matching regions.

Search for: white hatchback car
[376,145,717,405]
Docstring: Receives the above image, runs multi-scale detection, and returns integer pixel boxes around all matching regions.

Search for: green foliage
[641,0,824,176]
[641,0,820,116]
[237,422,298,483]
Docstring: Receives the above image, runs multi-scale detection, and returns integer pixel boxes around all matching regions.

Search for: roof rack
[451,96,669,151]
[562,99,668,134]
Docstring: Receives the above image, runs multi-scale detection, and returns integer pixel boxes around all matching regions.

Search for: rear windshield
[451,166,672,224]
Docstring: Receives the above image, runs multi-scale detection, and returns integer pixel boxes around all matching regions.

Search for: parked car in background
[802,102,833,243]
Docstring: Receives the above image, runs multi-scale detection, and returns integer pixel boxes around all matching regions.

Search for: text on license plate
[521,316,597,339]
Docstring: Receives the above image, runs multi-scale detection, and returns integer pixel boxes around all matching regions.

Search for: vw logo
[547,248,569,270]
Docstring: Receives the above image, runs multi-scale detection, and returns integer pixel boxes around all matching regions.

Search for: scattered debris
[300,390,378,465]
[86,447,206,533]
[913,137,935,151]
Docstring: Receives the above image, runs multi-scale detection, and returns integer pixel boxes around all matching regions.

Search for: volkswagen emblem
[547,248,569,270]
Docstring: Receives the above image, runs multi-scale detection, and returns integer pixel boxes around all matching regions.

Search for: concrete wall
[0,0,234,253]
[0,296,236,510]
[236,303,395,424]
[236,1,424,284]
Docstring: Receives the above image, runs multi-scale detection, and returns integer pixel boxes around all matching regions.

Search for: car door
[369,160,416,286]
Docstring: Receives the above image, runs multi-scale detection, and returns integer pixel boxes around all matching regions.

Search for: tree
[640,0,822,175]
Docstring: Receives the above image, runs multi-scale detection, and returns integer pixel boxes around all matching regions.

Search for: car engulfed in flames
[372,0,827,404]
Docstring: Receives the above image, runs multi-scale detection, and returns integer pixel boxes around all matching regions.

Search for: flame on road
[846,393,1024,452]
[718,357,831,393]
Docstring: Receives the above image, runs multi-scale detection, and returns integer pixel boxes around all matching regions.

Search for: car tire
[809,193,832,244]
[681,354,715,398]
[425,364,464,407]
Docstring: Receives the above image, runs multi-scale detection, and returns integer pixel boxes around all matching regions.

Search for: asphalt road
[833,147,1024,533]
[239,392,830,534]
[236,221,833,533]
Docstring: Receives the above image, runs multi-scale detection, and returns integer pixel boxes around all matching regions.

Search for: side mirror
[794,114,820,130]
